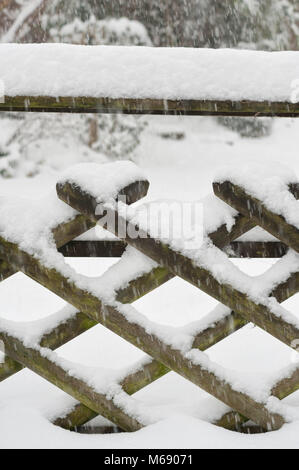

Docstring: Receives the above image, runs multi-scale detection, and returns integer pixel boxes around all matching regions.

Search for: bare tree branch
[1,0,48,42]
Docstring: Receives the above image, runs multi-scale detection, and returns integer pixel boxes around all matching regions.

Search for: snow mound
[215,161,299,229]
[0,45,298,102]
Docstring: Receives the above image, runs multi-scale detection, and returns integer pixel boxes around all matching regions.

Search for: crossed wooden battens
[0,171,299,433]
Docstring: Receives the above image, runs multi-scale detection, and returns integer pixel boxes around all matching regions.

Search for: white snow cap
[57,161,148,202]
[0,44,298,102]
[215,161,299,229]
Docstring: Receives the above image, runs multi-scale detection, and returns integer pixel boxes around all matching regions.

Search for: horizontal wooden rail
[58,239,289,258]
[0,96,298,117]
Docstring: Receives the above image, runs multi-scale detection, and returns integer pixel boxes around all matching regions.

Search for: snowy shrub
[2,16,151,177]
[217,117,273,139]
[0,113,108,177]
[50,15,151,161]
[87,114,147,160]
[50,15,152,46]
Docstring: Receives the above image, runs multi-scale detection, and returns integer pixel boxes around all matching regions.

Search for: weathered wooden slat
[208,213,256,248]
[53,177,149,251]
[227,241,288,258]
[0,330,144,432]
[0,355,23,382]
[1,224,296,432]
[55,309,247,430]
[213,181,299,254]
[218,361,299,432]
[58,210,255,258]
[0,312,97,383]
[55,264,299,432]
[116,266,174,304]
[0,258,173,384]
[0,96,298,117]
[0,178,296,432]
[1,208,296,432]
[59,240,127,258]
[0,258,16,281]
[270,366,299,401]
[39,312,96,350]
[0,236,285,431]
[57,183,299,350]
[58,239,289,259]
[53,215,96,250]
[271,272,299,304]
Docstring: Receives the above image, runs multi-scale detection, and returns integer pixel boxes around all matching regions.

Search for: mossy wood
[1,330,144,432]
[0,212,257,430]
[0,236,285,431]
[1,176,298,433]
[57,182,299,349]
[213,181,299,254]
[58,239,289,259]
[0,96,298,117]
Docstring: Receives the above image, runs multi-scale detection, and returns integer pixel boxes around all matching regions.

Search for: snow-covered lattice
[0,161,299,433]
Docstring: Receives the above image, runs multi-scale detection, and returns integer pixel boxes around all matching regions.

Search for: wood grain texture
[0,96,298,117]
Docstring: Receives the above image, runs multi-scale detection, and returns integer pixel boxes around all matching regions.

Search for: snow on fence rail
[0,161,299,434]
[0,44,298,116]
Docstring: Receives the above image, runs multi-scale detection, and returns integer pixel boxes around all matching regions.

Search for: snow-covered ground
[0,115,299,449]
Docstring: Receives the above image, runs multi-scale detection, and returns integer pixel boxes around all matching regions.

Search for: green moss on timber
[0,356,23,381]
[53,214,96,248]
[40,314,96,349]
[2,332,142,432]
[117,266,172,304]
[271,372,299,401]
[1,96,298,117]
[214,181,299,254]
[193,313,247,351]
[122,362,170,396]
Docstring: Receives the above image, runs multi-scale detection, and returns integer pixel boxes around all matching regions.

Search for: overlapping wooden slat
[0,236,285,431]
[54,309,248,431]
[1,329,144,432]
[53,261,299,432]
[0,178,149,383]
[57,182,299,349]
[216,360,299,432]
[57,182,299,259]
[0,355,22,382]
[0,220,246,428]
[213,181,299,253]
[49,175,299,432]
[0,187,253,390]
[0,311,97,383]
[1,171,297,436]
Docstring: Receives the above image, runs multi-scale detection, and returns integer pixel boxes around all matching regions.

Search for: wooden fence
[0,93,298,434]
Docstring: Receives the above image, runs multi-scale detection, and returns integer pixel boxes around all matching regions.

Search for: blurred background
[0,0,298,180]
[0,4,299,446]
